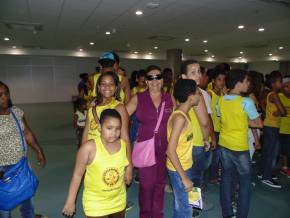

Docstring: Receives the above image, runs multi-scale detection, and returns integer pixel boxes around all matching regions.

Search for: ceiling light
[240,51,244,54]
[105,31,111,35]
[203,40,208,43]
[79,48,83,52]
[258,27,265,32]
[135,10,143,15]
[278,46,284,50]
[134,51,139,54]
[154,46,158,49]
[238,25,245,29]
[146,2,160,9]
[204,49,208,53]
[185,38,190,42]
[211,55,215,58]
[268,53,272,56]
[239,56,242,59]
[12,46,17,49]
[89,42,94,45]
[148,52,152,55]
[4,37,10,41]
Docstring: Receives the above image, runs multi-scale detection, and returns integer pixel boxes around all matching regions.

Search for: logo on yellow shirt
[103,168,119,186]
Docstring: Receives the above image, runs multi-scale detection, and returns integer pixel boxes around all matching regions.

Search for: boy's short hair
[266,70,282,88]
[174,79,197,103]
[180,59,199,76]
[212,68,226,80]
[226,69,248,90]
[100,109,122,125]
[137,69,146,79]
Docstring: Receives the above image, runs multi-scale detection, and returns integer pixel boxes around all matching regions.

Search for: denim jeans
[0,165,35,218]
[219,147,251,218]
[192,146,212,188]
[168,169,193,218]
[261,126,280,180]
[280,134,290,168]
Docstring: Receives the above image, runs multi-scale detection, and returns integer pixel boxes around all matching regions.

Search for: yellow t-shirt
[264,92,281,128]
[279,93,290,134]
[83,137,128,217]
[87,99,120,140]
[189,108,204,147]
[131,87,146,96]
[167,110,193,171]
[90,73,125,103]
[208,89,221,132]
[219,96,249,151]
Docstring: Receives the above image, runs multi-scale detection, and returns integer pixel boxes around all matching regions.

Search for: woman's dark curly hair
[0,81,13,107]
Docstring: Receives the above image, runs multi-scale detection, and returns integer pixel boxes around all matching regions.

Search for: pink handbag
[132,102,165,168]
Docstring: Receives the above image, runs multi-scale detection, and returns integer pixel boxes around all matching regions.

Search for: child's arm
[62,141,94,217]
[166,114,193,192]
[73,113,78,129]
[270,92,286,116]
[251,128,261,150]
[81,112,90,144]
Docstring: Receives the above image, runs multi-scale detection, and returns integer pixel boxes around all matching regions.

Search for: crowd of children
[66,51,290,218]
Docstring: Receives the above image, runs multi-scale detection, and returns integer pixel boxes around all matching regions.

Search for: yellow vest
[90,73,125,103]
[219,96,249,151]
[167,110,193,171]
[131,86,146,96]
[264,92,281,128]
[188,108,204,147]
[207,82,213,91]
[208,90,221,132]
[87,99,120,140]
[279,93,290,134]
[83,137,128,217]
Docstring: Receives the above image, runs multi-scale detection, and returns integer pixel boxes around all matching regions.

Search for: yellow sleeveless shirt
[87,99,120,140]
[279,93,290,134]
[167,110,193,171]
[264,92,281,128]
[189,108,204,147]
[83,137,128,217]
[131,87,146,96]
[90,73,125,103]
[208,89,221,132]
[219,96,248,151]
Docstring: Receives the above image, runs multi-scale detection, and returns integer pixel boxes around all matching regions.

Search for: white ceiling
[0,0,290,62]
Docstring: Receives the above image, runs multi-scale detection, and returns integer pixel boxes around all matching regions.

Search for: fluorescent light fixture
[4,37,10,41]
[204,49,208,53]
[211,55,215,58]
[258,27,265,32]
[134,51,139,54]
[239,56,242,59]
[268,53,272,56]
[136,10,143,15]
[238,25,245,29]
[240,51,244,54]
[154,46,158,49]
[278,46,284,50]
[105,31,111,35]
[89,42,94,45]
[203,40,208,43]
[185,38,190,42]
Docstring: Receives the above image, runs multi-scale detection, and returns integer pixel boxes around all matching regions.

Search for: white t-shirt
[75,110,87,127]
[200,88,212,114]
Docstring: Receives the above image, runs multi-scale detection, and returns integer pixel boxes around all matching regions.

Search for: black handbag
[0,110,39,210]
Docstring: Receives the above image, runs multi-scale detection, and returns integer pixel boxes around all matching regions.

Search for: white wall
[247,61,279,74]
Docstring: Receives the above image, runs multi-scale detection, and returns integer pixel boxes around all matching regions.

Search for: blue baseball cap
[98,52,115,63]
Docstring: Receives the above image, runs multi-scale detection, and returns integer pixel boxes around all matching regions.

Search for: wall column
[166,49,182,79]
[280,61,290,76]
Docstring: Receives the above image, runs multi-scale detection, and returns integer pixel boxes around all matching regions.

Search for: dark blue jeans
[192,146,212,188]
[261,126,280,180]
[0,165,35,218]
[168,168,193,218]
[220,147,251,218]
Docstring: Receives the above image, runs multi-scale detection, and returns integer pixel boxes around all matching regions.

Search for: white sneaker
[261,179,282,189]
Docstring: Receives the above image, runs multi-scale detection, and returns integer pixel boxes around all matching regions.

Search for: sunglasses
[146,74,163,81]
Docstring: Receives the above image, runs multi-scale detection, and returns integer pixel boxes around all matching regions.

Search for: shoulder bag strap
[11,110,26,155]
[154,101,165,133]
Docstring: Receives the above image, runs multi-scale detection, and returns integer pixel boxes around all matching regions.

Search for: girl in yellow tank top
[63,109,129,218]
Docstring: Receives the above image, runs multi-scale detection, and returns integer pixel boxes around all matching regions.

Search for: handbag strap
[154,102,165,133]
[10,110,26,154]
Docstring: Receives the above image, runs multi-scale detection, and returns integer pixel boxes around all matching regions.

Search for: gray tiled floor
[11,102,290,218]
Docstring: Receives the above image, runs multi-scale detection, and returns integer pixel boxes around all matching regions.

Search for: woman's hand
[37,150,46,167]
[62,202,75,217]
[182,176,193,192]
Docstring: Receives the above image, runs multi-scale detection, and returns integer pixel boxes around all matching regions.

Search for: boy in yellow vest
[260,71,286,188]
[279,77,290,177]
[217,69,262,218]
